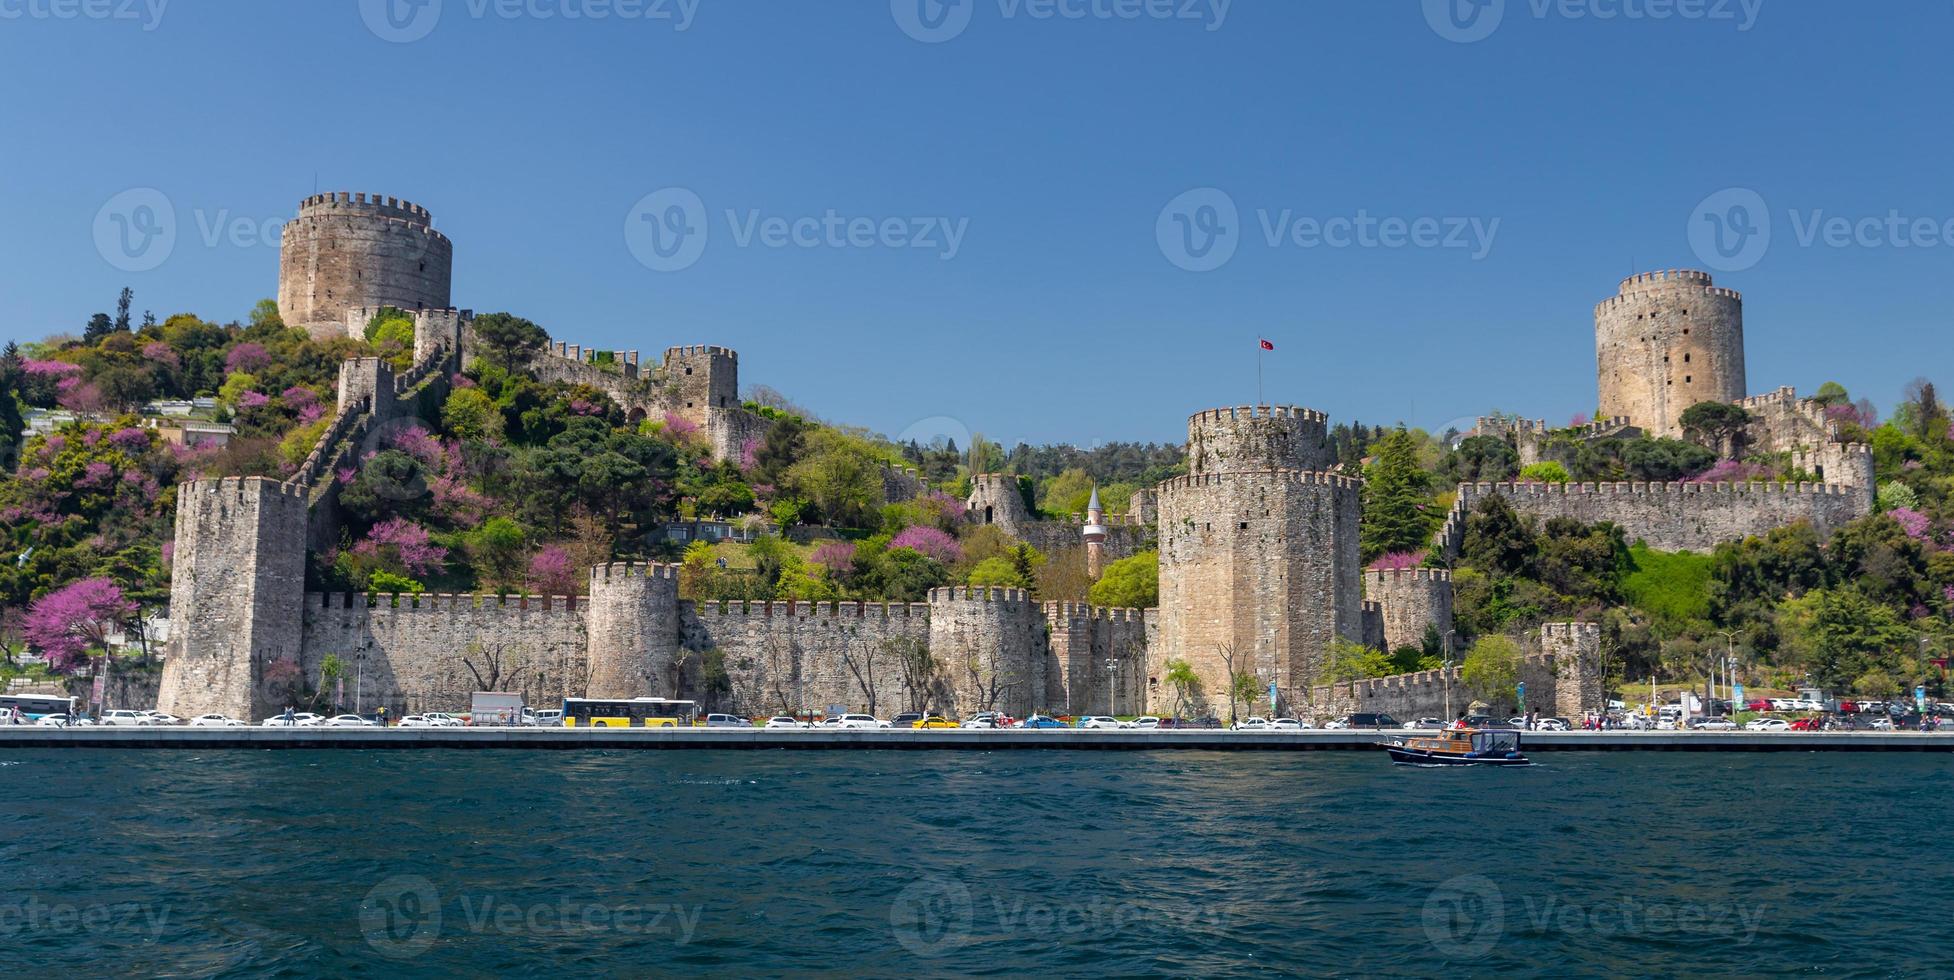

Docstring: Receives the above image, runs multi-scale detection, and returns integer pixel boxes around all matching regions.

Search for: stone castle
[154,195,1874,724]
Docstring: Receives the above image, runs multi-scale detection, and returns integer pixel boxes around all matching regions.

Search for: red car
[1789,717,1823,731]
[1744,699,1773,712]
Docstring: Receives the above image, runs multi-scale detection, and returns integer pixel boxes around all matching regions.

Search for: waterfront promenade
[6,727,1954,751]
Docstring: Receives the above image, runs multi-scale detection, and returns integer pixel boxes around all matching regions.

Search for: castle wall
[279,193,453,338]
[1043,603,1149,716]
[1308,624,1602,722]
[680,599,932,718]
[1156,470,1364,715]
[298,592,587,716]
[1595,270,1745,438]
[928,587,1051,718]
[1186,405,1334,475]
[1436,480,1874,556]
[584,563,681,700]
[157,478,309,722]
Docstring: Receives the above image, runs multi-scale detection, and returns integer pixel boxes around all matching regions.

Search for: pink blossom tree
[812,540,857,575]
[1368,551,1426,571]
[527,545,580,596]
[23,578,135,673]
[351,518,449,578]
[225,342,271,374]
[889,526,962,564]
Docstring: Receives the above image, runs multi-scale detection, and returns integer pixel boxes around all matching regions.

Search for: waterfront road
[5,728,1954,751]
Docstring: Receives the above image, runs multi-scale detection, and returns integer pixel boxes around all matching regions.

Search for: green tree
[1779,587,1911,691]
[1461,635,1522,706]
[466,517,527,590]
[1164,657,1200,720]
[442,387,505,443]
[471,312,548,372]
[1360,428,1437,562]
[1518,461,1571,484]
[1088,551,1158,608]
[1323,637,1394,682]
[1679,401,1752,454]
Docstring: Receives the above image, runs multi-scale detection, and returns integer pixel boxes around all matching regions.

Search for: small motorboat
[1381,727,1531,767]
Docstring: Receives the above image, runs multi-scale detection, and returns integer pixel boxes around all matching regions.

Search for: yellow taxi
[911,716,958,729]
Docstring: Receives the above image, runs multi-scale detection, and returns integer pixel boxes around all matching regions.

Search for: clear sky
[3,0,1950,447]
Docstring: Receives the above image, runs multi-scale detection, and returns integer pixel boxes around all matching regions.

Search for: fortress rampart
[1362,568,1454,654]
[1435,479,1874,557]
[280,193,453,338]
[1309,623,1602,721]
[1186,404,1334,475]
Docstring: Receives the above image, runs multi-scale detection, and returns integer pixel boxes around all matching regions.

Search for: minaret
[1083,485,1108,581]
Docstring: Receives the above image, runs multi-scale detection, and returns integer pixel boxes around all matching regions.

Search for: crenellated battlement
[1187,404,1329,426]
[1738,385,1803,411]
[1618,269,1714,291]
[1481,479,1854,497]
[547,341,642,375]
[191,475,309,502]
[589,562,681,582]
[664,345,738,362]
[296,191,438,225]
[687,598,930,620]
[1041,602,1148,624]
[313,591,581,614]
[1541,622,1601,642]
[929,586,1036,606]
[1363,568,1451,586]
[1157,469,1363,495]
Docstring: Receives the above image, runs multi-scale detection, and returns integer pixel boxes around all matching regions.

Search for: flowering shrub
[1368,551,1426,571]
[1888,507,1933,543]
[889,526,961,564]
[23,578,135,673]
[528,545,579,596]
[812,540,857,574]
[663,413,702,443]
[142,342,181,370]
[351,518,449,578]
[225,342,271,374]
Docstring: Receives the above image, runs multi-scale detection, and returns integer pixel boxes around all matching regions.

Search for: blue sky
[3,0,1951,446]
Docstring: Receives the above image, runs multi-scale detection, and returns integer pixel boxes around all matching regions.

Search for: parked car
[1269,718,1310,730]
[100,710,155,727]
[1128,716,1163,730]
[961,712,1001,729]
[1463,715,1501,729]
[1745,717,1790,731]
[324,714,373,728]
[1537,717,1572,732]
[1231,717,1270,731]
[1403,717,1444,730]
[1075,716,1120,730]
[911,716,957,729]
[763,716,805,730]
[35,714,77,728]
[1021,715,1068,730]
[831,714,881,730]
[190,714,246,727]
[703,713,752,728]
[889,712,925,729]
[143,711,183,726]
[1744,698,1773,712]
[396,715,436,728]
[1693,718,1738,731]
[261,712,326,727]
[1866,716,1896,731]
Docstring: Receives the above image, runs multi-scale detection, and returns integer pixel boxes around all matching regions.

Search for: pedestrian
[377,705,388,727]
[283,704,294,725]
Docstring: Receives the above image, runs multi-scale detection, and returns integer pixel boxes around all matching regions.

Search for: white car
[34,714,76,728]
[764,716,807,730]
[1867,716,1896,731]
[261,712,326,727]
[395,715,437,728]
[324,714,374,727]
[1128,716,1162,730]
[1536,718,1571,732]
[190,714,246,727]
[532,710,562,726]
[100,710,155,727]
[960,713,1000,729]
[832,714,882,730]
[144,711,183,726]
[1745,718,1790,731]
[1231,717,1271,731]
[1269,718,1310,730]
[1080,716,1122,730]
[1693,718,1737,731]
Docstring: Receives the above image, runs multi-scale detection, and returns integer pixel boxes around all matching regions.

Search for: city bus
[0,694,80,723]
[560,698,699,728]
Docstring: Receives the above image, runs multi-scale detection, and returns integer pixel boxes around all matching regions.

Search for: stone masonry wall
[299,592,588,716]
[1595,270,1746,438]
[928,587,1051,718]
[1363,568,1454,654]
[1435,480,1874,557]
[279,193,452,338]
[1186,405,1334,475]
[680,599,932,718]
[1043,603,1149,716]
[1309,623,1603,723]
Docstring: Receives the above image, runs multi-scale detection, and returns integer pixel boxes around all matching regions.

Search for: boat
[1381,727,1531,767]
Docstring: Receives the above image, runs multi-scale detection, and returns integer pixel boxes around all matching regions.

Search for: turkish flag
[1259,339,1275,351]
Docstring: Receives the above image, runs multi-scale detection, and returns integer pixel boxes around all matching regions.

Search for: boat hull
[1384,745,1531,767]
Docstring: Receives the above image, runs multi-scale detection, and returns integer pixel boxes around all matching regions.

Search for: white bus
[0,694,80,723]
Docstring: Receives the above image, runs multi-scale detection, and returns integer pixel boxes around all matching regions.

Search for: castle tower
[1187,405,1334,475]
[278,193,454,341]
[1154,467,1364,717]
[583,563,681,699]
[157,478,309,722]
[928,587,1050,717]
[1362,568,1455,655]
[965,473,1032,538]
[661,346,739,425]
[1082,486,1108,580]
[1595,270,1746,438]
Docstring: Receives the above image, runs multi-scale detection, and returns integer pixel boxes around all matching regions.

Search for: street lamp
[1104,658,1120,716]
[1442,629,1457,722]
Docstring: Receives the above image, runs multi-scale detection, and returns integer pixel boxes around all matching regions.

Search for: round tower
[278,192,454,341]
[1595,269,1745,438]
[1361,567,1454,656]
[1154,469,1364,717]
[1186,405,1334,475]
[583,562,681,700]
[965,473,1032,536]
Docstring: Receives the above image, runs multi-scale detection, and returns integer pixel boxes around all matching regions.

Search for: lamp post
[1442,630,1458,722]
[1104,658,1120,717]
[1714,629,1740,713]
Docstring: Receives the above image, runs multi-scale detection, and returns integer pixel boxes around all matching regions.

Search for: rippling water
[2,750,1950,975]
